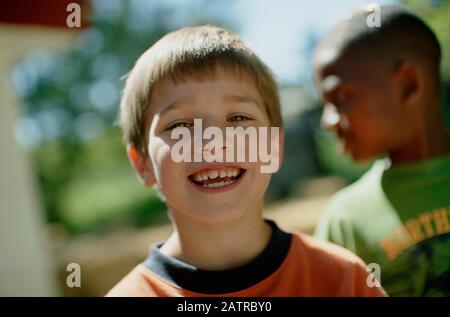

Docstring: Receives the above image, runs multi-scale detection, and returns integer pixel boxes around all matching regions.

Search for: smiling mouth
[188,166,246,189]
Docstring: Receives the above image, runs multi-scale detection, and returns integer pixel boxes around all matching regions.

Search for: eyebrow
[158,97,194,116]
[159,94,262,116]
[222,94,262,108]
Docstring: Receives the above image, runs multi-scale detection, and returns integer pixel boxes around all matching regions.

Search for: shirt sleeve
[314,199,357,253]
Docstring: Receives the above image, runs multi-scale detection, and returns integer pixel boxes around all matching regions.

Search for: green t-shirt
[315,155,450,296]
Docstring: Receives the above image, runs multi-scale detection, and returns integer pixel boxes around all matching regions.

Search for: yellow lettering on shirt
[379,206,450,260]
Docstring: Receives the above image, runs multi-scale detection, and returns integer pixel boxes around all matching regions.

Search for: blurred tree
[402,0,450,73]
[12,0,236,234]
[402,0,450,132]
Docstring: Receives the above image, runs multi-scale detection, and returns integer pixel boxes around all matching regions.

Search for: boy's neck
[159,208,272,271]
[389,107,450,164]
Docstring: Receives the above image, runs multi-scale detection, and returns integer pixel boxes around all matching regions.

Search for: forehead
[149,68,264,114]
[316,40,396,86]
[315,47,367,82]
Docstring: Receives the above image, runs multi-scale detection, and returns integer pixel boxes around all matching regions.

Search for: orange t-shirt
[107,223,386,297]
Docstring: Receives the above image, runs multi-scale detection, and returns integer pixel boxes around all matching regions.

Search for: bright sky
[231,0,396,84]
[99,0,397,84]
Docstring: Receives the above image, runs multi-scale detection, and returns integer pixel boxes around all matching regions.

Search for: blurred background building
[0,0,87,296]
[0,0,448,296]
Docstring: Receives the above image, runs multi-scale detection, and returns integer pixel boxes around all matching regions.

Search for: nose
[192,118,228,158]
[320,103,341,133]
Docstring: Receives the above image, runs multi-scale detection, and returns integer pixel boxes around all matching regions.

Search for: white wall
[0,24,76,296]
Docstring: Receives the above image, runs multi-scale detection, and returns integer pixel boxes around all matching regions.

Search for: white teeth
[203,180,234,188]
[193,167,242,182]
[208,170,219,179]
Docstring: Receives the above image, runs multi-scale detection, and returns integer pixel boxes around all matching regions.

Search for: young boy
[313,6,450,296]
[107,25,385,296]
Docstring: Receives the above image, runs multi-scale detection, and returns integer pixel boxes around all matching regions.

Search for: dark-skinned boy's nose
[320,103,340,133]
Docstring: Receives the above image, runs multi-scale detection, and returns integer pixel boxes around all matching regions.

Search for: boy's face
[314,46,412,161]
[137,69,280,224]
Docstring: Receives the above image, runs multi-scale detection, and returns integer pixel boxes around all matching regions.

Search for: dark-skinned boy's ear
[126,145,156,187]
[395,62,423,105]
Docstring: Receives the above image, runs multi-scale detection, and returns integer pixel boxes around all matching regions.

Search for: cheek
[251,170,272,194]
[347,91,390,131]
[256,174,272,201]
[260,173,272,189]
[349,110,386,144]
[148,137,179,183]
[365,97,401,133]
[365,83,400,118]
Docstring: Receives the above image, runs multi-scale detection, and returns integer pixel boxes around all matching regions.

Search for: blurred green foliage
[13,0,233,235]
[403,0,450,77]
[402,0,450,131]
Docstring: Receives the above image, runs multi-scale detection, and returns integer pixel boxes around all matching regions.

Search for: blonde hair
[118,25,282,155]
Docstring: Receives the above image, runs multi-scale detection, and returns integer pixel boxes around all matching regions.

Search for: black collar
[143,220,292,294]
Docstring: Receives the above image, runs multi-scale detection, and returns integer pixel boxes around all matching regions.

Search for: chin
[350,148,380,163]
[350,153,367,162]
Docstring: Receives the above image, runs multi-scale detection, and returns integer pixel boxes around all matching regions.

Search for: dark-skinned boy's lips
[338,136,355,154]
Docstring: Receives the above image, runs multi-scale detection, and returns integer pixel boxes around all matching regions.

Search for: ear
[126,145,156,187]
[394,62,423,106]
